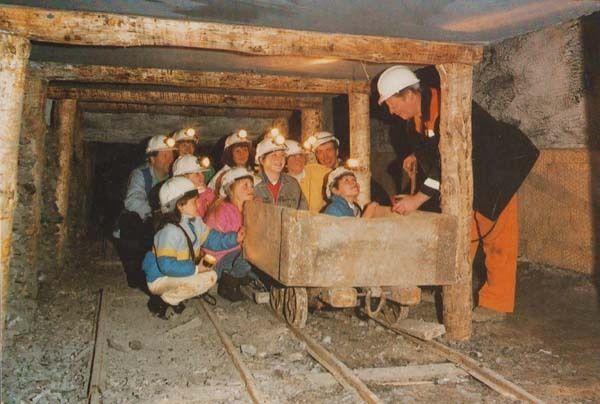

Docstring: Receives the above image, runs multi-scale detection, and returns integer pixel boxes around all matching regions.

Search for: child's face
[231,178,255,203]
[261,150,286,174]
[176,141,196,157]
[186,172,205,188]
[333,174,360,199]
[179,195,199,217]
[232,144,250,167]
[286,153,306,176]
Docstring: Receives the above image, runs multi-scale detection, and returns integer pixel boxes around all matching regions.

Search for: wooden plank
[79,102,293,118]
[0,6,483,65]
[197,301,266,404]
[389,319,446,340]
[354,364,467,385]
[287,323,382,404]
[436,63,474,341]
[32,62,370,94]
[276,206,458,287]
[0,33,30,348]
[349,92,371,206]
[46,86,322,110]
[243,202,283,282]
[53,99,77,270]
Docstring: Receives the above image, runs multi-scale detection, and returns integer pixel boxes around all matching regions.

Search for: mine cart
[243,201,458,328]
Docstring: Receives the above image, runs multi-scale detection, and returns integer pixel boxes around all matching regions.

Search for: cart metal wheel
[270,286,285,317]
[382,301,410,326]
[283,287,308,328]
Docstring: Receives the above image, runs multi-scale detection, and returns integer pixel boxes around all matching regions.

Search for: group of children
[119,126,379,319]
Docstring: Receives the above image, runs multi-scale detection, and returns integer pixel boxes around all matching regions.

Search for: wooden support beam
[0,6,482,65]
[437,63,474,341]
[300,108,323,143]
[79,102,293,119]
[0,33,30,348]
[348,92,371,206]
[271,117,289,137]
[54,99,77,270]
[32,62,370,94]
[47,86,322,110]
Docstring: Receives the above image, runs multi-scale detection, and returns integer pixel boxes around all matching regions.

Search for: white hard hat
[284,140,305,157]
[325,159,359,198]
[146,135,177,154]
[303,131,339,152]
[159,177,198,213]
[377,65,420,105]
[172,127,198,143]
[172,155,211,176]
[224,129,251,150]
[219,167,256,198]
[255,134,288,163]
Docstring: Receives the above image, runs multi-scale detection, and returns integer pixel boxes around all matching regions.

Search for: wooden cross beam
[47,86,322,110]
[79,102,294,119]
[0,5,483,65]
[32,62,370,94]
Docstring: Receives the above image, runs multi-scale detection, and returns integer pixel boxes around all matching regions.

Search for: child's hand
[362,201,380,218]
[237,227,246,244]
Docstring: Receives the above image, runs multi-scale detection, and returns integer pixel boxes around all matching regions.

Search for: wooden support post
[54,99,77,270]
[0,33,30,347]
[437,63,474,341]
[300,108,323,143]
[348,92,371,206]
[271,117,289,137]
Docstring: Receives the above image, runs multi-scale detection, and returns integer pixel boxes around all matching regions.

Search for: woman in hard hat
[115,134,176,290]
[254,133,308,209]
[323,160,379,218]
[285,139,331,213]
[142,177,244,318]
[208,129,254,191]
[377,65,539,322]
[203,167,256,301]
[172,155,216,218]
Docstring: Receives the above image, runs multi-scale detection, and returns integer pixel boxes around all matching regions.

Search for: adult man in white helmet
[377,65,539,322]
[305,131,341,170]
[116,134,176,290]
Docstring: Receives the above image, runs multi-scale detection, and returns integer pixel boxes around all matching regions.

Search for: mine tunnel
[1,2,600,403]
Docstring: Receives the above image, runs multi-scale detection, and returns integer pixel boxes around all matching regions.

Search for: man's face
[332,174,360,199]
[315,141,338,169]
[152,150,175,176]
[384,92,420,120]
[261,150,286,174]
[232,144,250,167]
[286,153,306,176]
[176,140,196,156]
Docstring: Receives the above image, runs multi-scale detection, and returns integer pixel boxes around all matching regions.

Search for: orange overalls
[415,88,518,314]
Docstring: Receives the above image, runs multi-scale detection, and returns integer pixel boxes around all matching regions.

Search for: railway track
[87,288,545,403]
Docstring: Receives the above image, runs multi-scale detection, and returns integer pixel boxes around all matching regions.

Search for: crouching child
[324,161,379,218]
[142,177,244,319]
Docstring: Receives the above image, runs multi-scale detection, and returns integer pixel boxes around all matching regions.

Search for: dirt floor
[2,241,600,403]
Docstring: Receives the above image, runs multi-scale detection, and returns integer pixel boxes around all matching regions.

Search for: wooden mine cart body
[243,202,458,288]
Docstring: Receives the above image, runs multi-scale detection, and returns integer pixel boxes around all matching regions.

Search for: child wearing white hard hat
[172,155,216,218]
[172,127,198,157]
[142,177,244,318]
[208,129,254,190]
[203,167,256,301]
[324,160,379,218]
[285,139,331,213]
[115,134,176,290]
[254,133,307,209]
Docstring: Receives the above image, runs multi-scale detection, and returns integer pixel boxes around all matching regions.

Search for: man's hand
[236,227,246,244]
[403,154,417,174]
[392,192,430,215]
[362,201,380,218]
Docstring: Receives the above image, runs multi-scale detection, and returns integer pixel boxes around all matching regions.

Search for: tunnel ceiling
[4,0,600,78]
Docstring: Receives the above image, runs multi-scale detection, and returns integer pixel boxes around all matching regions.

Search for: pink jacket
[202,200,242,262]
[196,188,216,219]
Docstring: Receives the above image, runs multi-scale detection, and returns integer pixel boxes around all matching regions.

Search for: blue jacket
[323,195,361,217]
[142,215,238,283]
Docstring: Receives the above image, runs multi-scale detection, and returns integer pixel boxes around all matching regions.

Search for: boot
[218,273,245,302]
[147,295,169,319]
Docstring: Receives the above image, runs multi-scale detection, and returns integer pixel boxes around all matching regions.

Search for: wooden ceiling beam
[79,102,293,118]
[47,86,322,110]
[32,62,370,94]
[0,6,482,65]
